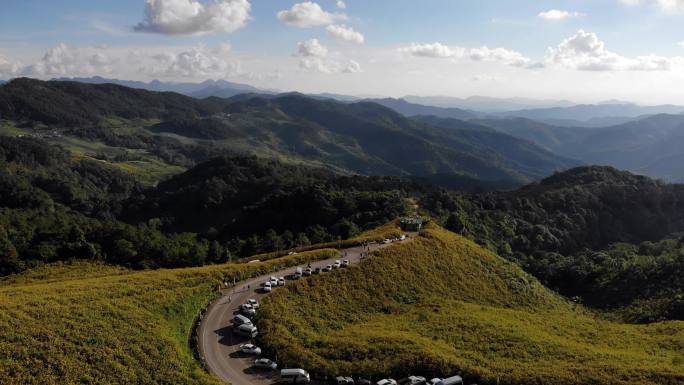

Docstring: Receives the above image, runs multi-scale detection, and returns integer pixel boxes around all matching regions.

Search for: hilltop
[423,166,684,321]
[257,225,684,385]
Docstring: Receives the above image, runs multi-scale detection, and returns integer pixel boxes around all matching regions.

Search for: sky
[2,0,684,103]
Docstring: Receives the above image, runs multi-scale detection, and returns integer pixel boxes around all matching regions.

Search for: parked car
[336,376,355,385]
[247,298,259,309]
[232,314,252,326]
[428,379,441,385]
[377,379,397,385]
[313,267,322,274]
[240,303,256,317]
[278,277,286,286]
[270,276,279,286]
[281,369,311,384]
[435,376,463,385]
[262,282,272,293]
[323,265,333,272]
[239,343,262,355]
[333,260,342,269]
[233,323,258,338]
[382,239,392,244]
[399,376,426,385]
[303,268,312,277]
[358,379,372,385]
[342,260,350,267]
[253,358,277,370]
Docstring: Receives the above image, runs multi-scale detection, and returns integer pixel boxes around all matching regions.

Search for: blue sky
[2,0,684,103]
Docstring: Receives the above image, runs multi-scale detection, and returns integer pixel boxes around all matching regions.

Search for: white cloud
[141,43,241,78]
[537,9,584,20]
[277,2,346,27]
[295,38,361,73]
[297,38,328,57]
[399,42,538,68]
[336,0,346,9]
[399,42,461,58]
[21,43,116,77]
[469,46,534,67]
[620,0,684,14]
[657,0,684,13]
[134,0,251,36]
[546,30,680,71]
[0,56,22,78]
[326,24,364,44]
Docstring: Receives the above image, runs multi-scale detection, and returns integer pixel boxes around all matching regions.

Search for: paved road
[198,239,410,385]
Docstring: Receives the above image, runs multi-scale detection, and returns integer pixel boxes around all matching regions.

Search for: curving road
[198,239,410,385]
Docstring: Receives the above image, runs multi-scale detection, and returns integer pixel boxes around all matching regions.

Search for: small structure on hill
[400,216,427,231]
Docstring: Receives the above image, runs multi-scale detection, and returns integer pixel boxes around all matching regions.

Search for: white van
[280,368,310,383]
[233,323,258,338]
[435,376,463,385]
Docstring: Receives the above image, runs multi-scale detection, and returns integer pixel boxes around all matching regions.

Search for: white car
[247,298,259,309]
[377,380,397,385]
[262,282,272,293]
[278,277,286,286]
[241,303,256,317]
[270,276,279,286]
[341,259,350,267]
[333,260,341,269]
[254,358,278,370]
[240,343,262,355]
[382,239,391,244]
[323,265,333,272]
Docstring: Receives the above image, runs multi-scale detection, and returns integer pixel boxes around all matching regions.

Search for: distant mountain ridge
[476,113,684,182]
[495,103,684,122]
[52,76,267,98]
[364,97,479,120]
[0,78,577,187]
[403,95,576,112]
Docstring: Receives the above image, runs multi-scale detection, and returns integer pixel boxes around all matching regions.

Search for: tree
[0,226,19,275]
[295,232,310,248]
[262,229,284,252]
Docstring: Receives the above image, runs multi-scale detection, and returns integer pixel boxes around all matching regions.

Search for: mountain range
[402,94,576,112]
[0,78,576,187]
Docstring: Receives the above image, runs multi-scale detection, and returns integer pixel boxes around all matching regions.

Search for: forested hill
[0,78,576,186]
[124,156,416,240]
[424,166,684,321]
[0,136,416,275]
[0,77,223,126]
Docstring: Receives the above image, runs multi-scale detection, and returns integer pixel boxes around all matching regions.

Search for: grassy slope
[0,120,184,185]
[0,249,340,385]
[257,225,684,385]
[0,224,402,385]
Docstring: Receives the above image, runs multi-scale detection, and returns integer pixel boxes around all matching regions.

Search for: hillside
[257,225,684,385]
[0,135,416,275]
[423,166,684,321]
[0,248,338,385]
[474,114,684,182]
[366,98,478,120]
[0,78,575,185]
[495,103,684,122]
